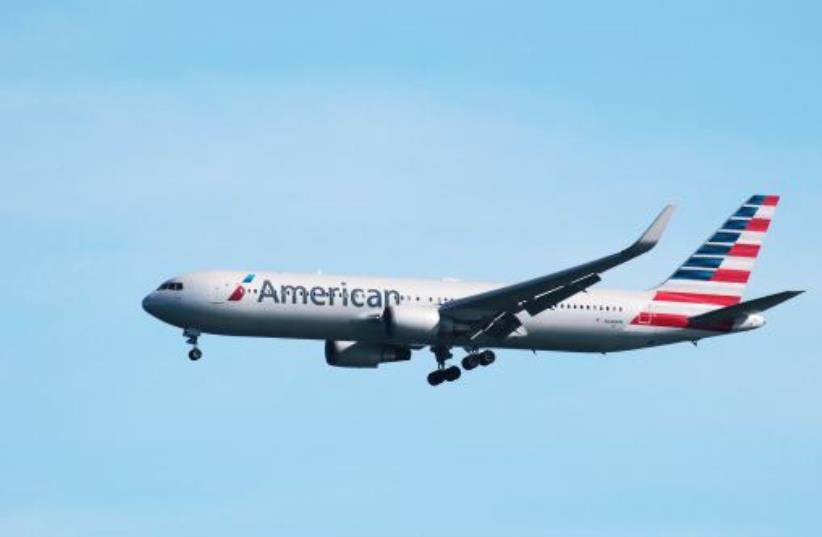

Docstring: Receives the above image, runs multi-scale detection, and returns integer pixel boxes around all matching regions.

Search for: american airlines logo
[229,274,401,308]
[227,273,256,301]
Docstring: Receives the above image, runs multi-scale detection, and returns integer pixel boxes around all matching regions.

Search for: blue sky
[1,2,820,536]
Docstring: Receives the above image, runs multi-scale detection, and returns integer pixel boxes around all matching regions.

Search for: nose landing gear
[184,329,202,361]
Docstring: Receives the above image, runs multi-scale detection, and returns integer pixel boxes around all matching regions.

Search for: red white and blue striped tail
[653,194,780,311]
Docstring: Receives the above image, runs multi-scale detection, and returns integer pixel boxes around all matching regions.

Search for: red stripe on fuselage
[728,243,760,258]
[630,312,690,328]
[653,291,741,306]
[746,218,771,232]
[630,312,733,331]
[711,269,750,283]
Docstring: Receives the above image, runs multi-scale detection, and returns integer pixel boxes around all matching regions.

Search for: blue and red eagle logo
[227,274,255,301]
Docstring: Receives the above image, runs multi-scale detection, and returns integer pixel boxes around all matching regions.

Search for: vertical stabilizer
[651,194,780,314]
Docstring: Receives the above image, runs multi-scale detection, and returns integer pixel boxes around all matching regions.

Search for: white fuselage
[142,270,759,354]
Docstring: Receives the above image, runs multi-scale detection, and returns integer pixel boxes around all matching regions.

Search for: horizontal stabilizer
[688,290,803,329]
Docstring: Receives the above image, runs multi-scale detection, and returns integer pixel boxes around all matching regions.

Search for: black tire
[427,370,445,386]
[445,366,462,381]
[461,354,479,370]
[479,350,495,366]
[188,348,202,361]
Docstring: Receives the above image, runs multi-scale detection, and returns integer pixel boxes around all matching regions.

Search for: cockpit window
[157,281,184,291]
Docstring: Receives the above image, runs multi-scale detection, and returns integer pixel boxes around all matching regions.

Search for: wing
[440,204,676,340]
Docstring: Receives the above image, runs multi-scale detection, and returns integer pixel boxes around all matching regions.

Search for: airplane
[142,194,802,386]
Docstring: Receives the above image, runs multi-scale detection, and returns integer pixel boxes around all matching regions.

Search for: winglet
[627,204,676,255]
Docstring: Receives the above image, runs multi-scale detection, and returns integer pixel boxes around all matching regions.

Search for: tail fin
[653,195,780,309]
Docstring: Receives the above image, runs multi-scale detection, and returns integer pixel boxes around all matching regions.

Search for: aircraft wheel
[427,370,445,386]
[461,354,480,370]
[479,350,495,366]
[444,365,462,382]
[188,348,203,361]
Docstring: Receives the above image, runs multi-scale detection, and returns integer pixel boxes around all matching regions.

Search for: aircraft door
[211,281,232,304]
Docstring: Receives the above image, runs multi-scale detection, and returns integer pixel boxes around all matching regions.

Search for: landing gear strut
[184,329,202,361]
[427,346,461,386]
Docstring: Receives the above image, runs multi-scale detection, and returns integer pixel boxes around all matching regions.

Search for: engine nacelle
[324,340,411,368]
[382,305,470,342]
[383,305,441,341]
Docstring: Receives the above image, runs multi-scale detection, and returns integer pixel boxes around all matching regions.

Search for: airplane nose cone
[142,289,185,326]
[142,293,158,317]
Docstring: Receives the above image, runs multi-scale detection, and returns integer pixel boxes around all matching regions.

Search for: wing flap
[473,311,525,340]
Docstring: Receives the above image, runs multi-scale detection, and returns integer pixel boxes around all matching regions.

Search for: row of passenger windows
[270,289,455,303]
[558,303,623,312]
[401,295,453,303]
[157,282,184,291]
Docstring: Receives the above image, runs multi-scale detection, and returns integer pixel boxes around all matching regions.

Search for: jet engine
[383,305,441,340]
[324,340,411,368]
[382,305,471,342]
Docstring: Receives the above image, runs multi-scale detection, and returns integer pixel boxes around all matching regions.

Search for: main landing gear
[426,347,496,387]
[426,346,460,386]
[461,350,496,370]
[184,328,202,361]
